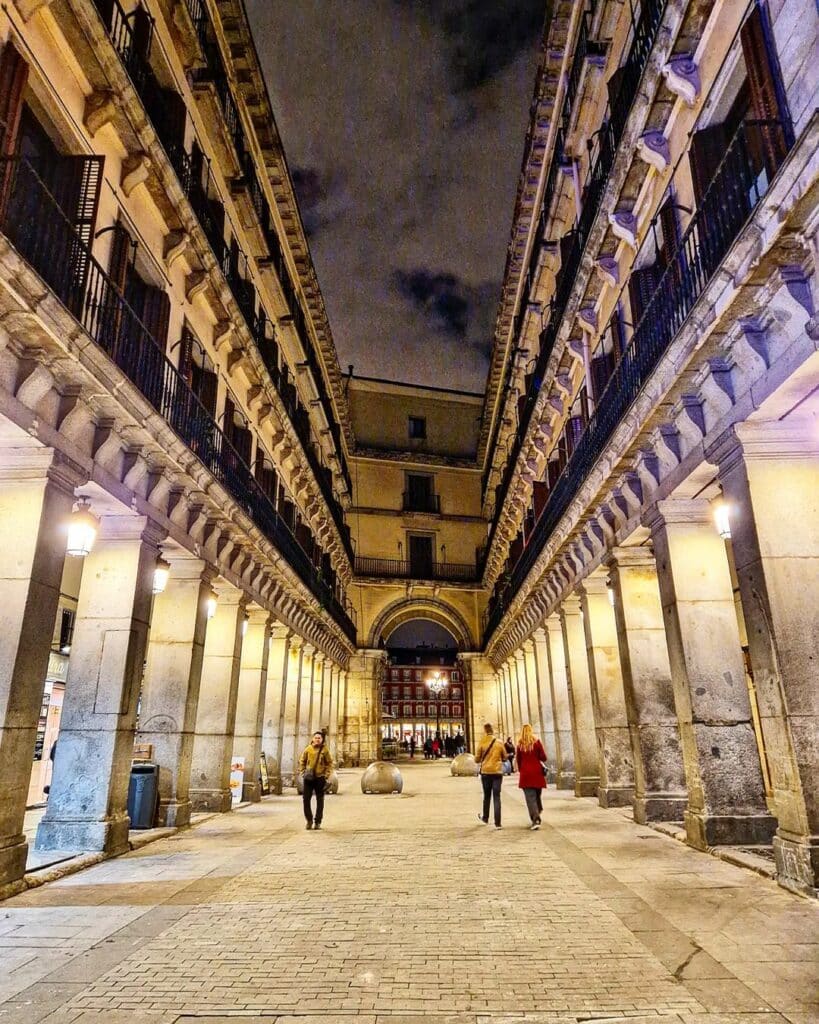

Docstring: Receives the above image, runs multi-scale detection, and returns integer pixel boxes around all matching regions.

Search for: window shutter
[740,2,789,174]
[131,4,154,64]
[657,199,679,270]
[141,286,171,350]
[628,267,661,326]
[109,221,132,293]
[689,122,730,206]
[223,393,236,437]
[199,368,218,416]
[178,327,194,384]
[0,41,28,156]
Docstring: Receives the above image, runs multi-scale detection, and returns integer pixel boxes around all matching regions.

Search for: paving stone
[0,767,816,1022]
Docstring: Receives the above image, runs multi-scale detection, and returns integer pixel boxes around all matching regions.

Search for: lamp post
[427,671,445,744]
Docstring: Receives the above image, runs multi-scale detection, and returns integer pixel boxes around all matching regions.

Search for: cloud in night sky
[245,0,545,392]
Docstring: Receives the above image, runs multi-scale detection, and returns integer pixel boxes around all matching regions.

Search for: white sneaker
[530,822,540,831]
[494,824,502,830]
[477,813,487,825]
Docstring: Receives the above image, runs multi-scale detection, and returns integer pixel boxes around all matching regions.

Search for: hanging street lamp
[65,497,99,557]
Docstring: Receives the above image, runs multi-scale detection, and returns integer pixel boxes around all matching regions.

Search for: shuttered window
[740,2,790,174]
[0,40,27,156]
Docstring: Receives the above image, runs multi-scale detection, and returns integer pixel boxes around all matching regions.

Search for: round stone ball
[451,752,479,777]
[360,761,403,794]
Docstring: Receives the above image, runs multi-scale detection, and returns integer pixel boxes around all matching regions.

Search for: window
[415,686,423,699]
[405,473,437,512]
[58,607,75,653]
[403,686,411,698]
[408,415,426,439]
[451,670,459,681]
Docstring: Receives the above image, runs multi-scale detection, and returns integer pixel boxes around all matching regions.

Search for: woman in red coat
[516,724,547,830]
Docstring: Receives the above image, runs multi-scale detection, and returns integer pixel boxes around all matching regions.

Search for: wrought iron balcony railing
[482,118,791,644]
[402,492,441,514]
[0,153,357,645]
[484,0,666,549]
[355,557,480,583]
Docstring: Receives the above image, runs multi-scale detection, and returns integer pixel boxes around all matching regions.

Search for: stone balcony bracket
[577,307,598,333]
[734,316,773,371]
[121,152,151,198]
[661,54,701,106]
[636,130,671,172]
[163,230,190,270]
[594,255,620,289]
[608,211,638,250]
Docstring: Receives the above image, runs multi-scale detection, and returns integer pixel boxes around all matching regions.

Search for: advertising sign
[229,756,245,807]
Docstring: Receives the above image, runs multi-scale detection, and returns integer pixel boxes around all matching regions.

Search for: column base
[684,809,777,850]
[555,770,575,790]
[633,793,687,824]
[242,781,261,802]
[35,812,130,855]
[575,775,600,798]
[773,831,818,899]
[0,834,28,890]
[189,788,232,813]
[598,785,635,809]
[156,799,191,829]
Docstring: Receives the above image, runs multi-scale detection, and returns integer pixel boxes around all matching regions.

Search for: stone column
[560,597,599,797]
[495,673,505,736]
[532,628,557,781]
[188,586,247,812]
[710,421,819,895]
[137,552,214,827]
[232,607,272,802]
[296,644,316,757]
[646,498,775,849]
[0,449,81,891]
[514,649,531,730]
[544,617,575,789]
[259,624,288,794]
[337,668,349,765]
[341,651,382,766]
[37,513,163,854]
[605,546,687,823]
[460,654,501,742]
[325,663,337,749]
[313,652,326,734]
[523,640,542,733]
[578,574,635,808]
[279,636,303,787]
[503,660,518,736]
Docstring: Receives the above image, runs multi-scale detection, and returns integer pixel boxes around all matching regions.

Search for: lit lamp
[152,556,171,595]
[205,589,218,619]
[713,498,732,540]
[241,613,250,637]
[606,578,615,607]
[427,671,446,741]
[66,497,99,557]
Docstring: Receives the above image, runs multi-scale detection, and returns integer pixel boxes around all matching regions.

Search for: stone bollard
[296,770,339,795]
[451,752,479,777]
[361,761,403,794]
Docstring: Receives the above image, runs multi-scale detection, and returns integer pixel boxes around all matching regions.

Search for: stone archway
[366,596,475,650]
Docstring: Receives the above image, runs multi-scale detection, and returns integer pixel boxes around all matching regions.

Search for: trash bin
[127,762,159,829]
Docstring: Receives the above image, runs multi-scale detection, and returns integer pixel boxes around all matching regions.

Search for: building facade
[0,0,816,905]
[381,651,466,747]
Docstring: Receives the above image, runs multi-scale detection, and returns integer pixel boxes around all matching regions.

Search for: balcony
[355,557,480,583]
[402,491,441,514]
[0,152,357,646]
[482,116,793,645]
[484,0,666,544]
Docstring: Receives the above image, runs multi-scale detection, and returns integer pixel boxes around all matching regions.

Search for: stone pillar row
[0,445,348,895]
[483,418,817,899]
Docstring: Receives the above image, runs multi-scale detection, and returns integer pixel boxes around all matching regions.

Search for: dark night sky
[245,0,545,393]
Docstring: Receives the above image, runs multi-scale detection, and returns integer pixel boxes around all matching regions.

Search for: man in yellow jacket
[475,723,506,829]
[299,731,334,830]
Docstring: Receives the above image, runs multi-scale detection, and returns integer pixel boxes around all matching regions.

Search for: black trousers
[303,777,326,824]
[523,787,543,823]
[480,773,502,826]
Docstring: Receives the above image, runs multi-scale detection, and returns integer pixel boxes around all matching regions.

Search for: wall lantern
[205,589,218,620]
[713,498,732,541]
[606,579,615,607]
[66,497,99,557]
[152,556,171,595]
[241,613,250,637]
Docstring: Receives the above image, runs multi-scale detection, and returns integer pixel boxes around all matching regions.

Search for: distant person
[424,736,433,760]
[504,735,516,772]
[299,730,334,831]
[516,724,548,830]
[409,735,416,759]
[432,736,441,759]
[475,723,505,829]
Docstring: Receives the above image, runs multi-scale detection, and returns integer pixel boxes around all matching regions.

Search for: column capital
[522,638,534,653]
[302,643,316,659]
[604,545,656,570]
[707,419,819,470]
[642,496,711,533]
[269,622,290,642]
[211,582,247,608]
[576,573,608,597]
[98,512,167,549]
[513,649,525,663]
[161,550,214,583]
[246,605,272,626]
[560,595,583,617]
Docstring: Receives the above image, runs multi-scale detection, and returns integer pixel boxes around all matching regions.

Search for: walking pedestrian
[299,730,334,831]
[504,735,516,772]
[409,735,416,759]
[516,724,547,830]
[474,723,505,829]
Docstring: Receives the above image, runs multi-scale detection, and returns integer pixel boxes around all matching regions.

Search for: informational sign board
[229,756,245,807]
[259,752,270,795]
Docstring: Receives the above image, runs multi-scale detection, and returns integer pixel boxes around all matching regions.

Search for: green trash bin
[127,762,159,829]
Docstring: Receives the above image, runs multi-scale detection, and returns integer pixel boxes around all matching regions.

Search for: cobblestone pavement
[1,763,816,1023]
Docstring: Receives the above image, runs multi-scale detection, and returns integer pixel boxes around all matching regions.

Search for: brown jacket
[299,743,334,778]
[475,733,506,775]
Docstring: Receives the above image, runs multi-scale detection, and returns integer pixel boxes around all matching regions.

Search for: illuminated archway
[366,596,474,650]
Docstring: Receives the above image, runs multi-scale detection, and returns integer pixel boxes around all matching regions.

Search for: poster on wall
[229,756,245,807]
[259,752,270,795]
